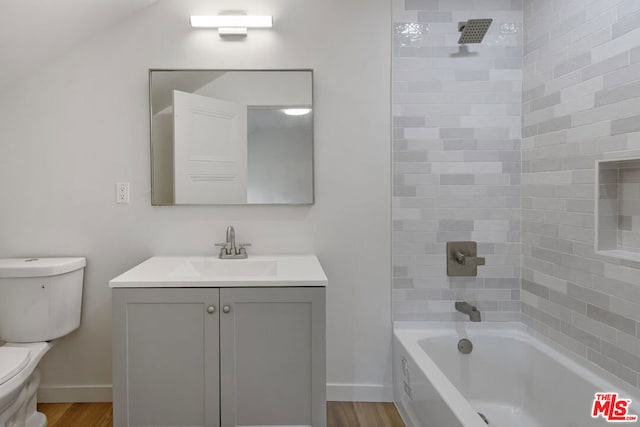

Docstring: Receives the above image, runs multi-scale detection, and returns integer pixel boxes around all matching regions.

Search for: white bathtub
[393,322,640,427]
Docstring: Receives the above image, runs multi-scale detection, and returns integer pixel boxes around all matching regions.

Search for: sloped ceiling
[0,0,159,91]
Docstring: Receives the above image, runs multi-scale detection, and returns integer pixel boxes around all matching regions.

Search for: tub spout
[455,301,481,322]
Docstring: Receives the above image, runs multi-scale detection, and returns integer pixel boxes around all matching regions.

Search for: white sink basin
[109,255,327,288]
[188,259,277,277]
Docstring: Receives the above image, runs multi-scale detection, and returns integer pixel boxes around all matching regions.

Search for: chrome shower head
[458,18,493,44]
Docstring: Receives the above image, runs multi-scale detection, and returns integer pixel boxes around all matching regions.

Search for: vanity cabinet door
[219,287,326,427]
[112,288,220,427]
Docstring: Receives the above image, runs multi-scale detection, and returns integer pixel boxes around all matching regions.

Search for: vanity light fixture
[282,108,312,116]
[189,15,273,36]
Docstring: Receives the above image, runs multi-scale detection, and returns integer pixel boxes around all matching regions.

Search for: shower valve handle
[454,251,485,266]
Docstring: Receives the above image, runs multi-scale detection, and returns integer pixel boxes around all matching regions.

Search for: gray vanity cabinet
[112,288,220,427]
[220,287,326,427]
[112,286,325,427]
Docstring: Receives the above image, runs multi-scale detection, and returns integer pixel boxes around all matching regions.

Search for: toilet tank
[0,257,86,343]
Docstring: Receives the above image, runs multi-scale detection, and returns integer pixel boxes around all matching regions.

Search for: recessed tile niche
[596,153,640,262]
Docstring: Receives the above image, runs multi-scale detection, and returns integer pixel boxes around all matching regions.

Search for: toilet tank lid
[0,257,86,278]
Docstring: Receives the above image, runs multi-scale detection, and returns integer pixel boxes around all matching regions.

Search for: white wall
[0,0,392,401]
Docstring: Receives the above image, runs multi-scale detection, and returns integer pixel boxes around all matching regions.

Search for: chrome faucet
[455,301,481,322]
[215,226,251,259]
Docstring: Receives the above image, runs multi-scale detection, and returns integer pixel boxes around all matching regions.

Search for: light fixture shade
[218,27,248,36]
[189,15,273,29]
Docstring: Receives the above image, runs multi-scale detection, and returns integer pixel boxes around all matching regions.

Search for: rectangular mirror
[150,69,314,205]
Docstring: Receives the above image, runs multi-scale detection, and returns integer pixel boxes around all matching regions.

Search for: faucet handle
[236,243,251,257]
[215,243,230,247]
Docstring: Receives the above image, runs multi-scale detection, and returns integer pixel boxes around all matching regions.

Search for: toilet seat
[0,347,30,385]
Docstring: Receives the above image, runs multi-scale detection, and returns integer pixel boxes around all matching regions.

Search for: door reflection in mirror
[150,70,314,205]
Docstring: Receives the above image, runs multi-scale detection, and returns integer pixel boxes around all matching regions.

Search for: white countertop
[109,255,328,288]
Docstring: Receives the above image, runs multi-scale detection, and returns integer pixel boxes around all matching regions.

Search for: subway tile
[587,349,639,387]
[408,81,444,92]
[445,0,475,10]
[549,289,587,314]
[393,116,426,127]
[443,140,477,150]
[464,151,499,162]
[436,231,472,242]
[595,80,640,107]
[582,52,629,82]
[620,258,640,269]
[548,329,588,358]
[573,307,619,342]
[601,340,640,373]
[524,34,548,55]
[439,128,474,139]
[523,84,545,102]
[613,10,640,39]
[438,219,474,231]
[611,297,640,324]
[510,0,523,10]
[567,283,610,310]
[404,0,438,10]
[393,186,417,197]
[506,47,523,58]
[566,199,593,213]
[560,321,601,350]
[619,0,640,16]
[522,280,549,299]
[476,0,510,9]
[495,58,523,69]
[587,304,636,336]
[439,174,475,185]
[393,278,414,289]
[530,91,560,112]
[524,303,561,330]
[393,266,409,277]
[553,52,592,78]
[417,11,452,22]
[394,152,428,162]
[611,115,640,135]
[455,70,490,81]
[632,46,640,64]
[538,115,571,134]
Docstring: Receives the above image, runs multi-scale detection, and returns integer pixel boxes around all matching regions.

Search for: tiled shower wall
[522,0,640,387]
[392,0,523,321]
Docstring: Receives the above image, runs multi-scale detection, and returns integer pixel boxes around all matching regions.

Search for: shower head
[458,18,493,44]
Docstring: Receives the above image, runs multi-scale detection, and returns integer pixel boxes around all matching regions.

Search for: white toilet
[0,257,86,427]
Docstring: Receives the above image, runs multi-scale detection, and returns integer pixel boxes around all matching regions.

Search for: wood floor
[327,401,405,427]
[37,401,405,427]
[37,403,113,427]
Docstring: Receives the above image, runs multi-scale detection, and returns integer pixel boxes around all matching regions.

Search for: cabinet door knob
[223,305,231,314]
[207,305,215,314]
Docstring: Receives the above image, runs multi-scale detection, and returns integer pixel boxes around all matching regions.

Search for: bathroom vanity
[110,256,327,427]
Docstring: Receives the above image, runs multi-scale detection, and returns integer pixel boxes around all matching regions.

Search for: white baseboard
[37,385,112,403]
[38,383,392,404]
[326,383,394,402]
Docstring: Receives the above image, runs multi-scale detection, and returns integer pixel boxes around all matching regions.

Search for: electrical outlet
[116,182,130,204]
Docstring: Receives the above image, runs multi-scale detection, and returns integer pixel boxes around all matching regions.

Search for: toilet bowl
[0,258,85,427]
